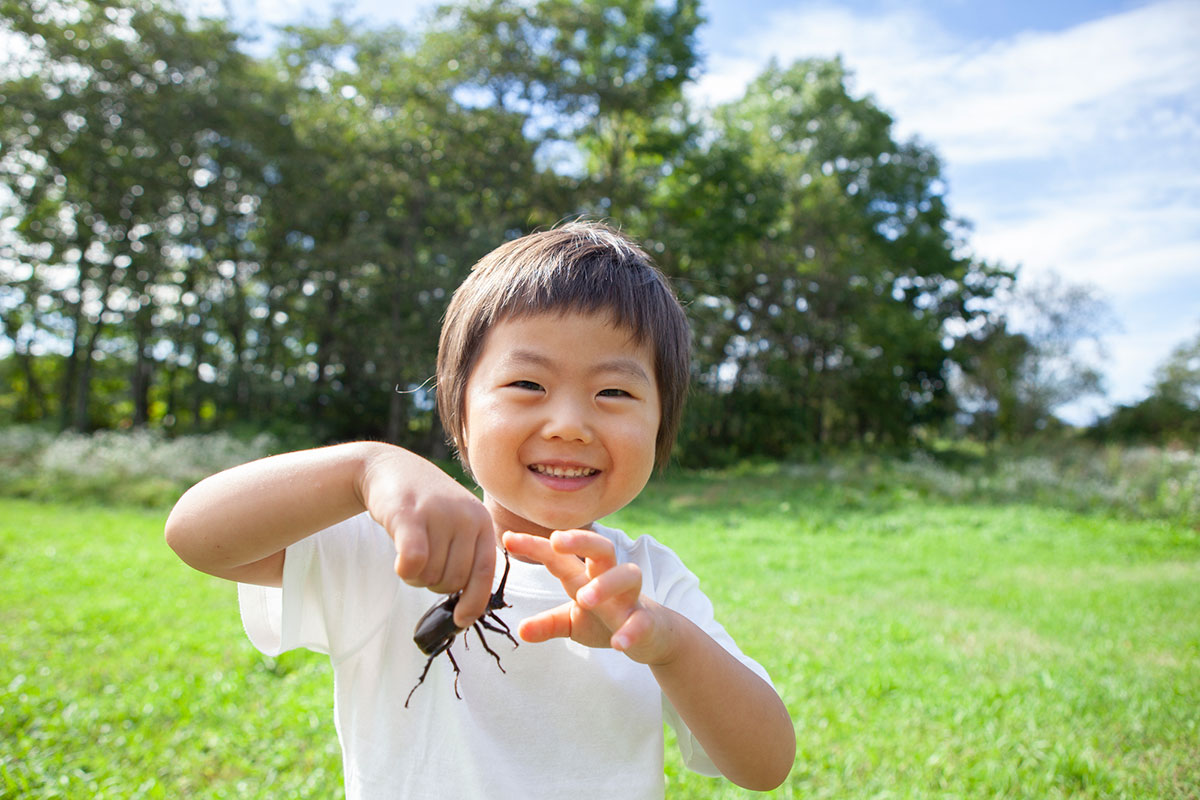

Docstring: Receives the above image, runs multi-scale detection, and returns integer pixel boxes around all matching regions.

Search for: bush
[883,443,1200,525]
[0,427,279,507]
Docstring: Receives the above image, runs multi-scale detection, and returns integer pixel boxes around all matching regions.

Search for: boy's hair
[437,221,690,472]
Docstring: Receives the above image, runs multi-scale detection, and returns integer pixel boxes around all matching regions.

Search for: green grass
[2,468,1198,798]
[0,502,340,798]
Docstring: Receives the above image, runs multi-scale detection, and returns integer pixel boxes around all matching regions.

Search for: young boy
[165,221,795,798]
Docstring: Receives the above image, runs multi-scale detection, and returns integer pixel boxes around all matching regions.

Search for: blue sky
[215,0,1199,421]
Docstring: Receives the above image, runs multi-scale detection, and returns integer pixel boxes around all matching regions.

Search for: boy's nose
[540,399,593,444]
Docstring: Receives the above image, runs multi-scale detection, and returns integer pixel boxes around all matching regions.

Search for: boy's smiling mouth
[529,463,599,479]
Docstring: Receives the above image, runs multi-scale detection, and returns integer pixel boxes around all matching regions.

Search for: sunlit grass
[2,466,1198,798]
[0,501,340,798]
[617,471,1200,799]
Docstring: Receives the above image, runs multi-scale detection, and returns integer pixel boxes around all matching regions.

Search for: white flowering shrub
[37,430,276,483]
[889,444,1200,524]
[0,426,56,466]
[766,444,1200,525]
[2,427,279,506]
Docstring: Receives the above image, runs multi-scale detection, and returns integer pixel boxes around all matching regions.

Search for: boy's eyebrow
[503,349,652,384]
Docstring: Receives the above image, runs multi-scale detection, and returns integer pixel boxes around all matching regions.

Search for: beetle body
[404,549,518,707]
[413,596,462,656]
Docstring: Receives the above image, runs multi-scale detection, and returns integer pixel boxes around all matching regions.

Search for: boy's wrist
[352,441,408,508]
[641,600,691,668]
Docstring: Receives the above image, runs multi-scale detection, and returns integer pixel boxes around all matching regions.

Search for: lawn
[1,468,1197,798]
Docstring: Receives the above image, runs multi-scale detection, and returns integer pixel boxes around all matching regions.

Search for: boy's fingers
[417,525,454,589]
[503,532,591,595]
[453,533,496,628]
[611,608,653,653]
[391,522,429,584]
[575,564,644,638]
[549,530,617,573]
[422,532,463,594]
[501,531,554,561]
[431,528,474,593]
[613,601,677,664]
[516,602,574,643]
[576,561,643,604]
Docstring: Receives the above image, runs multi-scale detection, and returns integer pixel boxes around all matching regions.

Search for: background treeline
[2,0,1198,466]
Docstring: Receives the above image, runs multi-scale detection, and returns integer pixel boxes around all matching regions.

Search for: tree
[1008,271,1111,435]
[423,0,703,226]
[955,270,1114,440]
[1089,323,1200,445]
[1151,324,1200,410]
[658,58,1006,461]
[2,2,1041,463]
[952,314,1030,443]
[0,0,282,430]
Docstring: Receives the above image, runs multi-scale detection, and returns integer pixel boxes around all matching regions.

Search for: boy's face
[462,311,660,538]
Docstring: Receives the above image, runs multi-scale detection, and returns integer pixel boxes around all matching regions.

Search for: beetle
[404,548,519,708]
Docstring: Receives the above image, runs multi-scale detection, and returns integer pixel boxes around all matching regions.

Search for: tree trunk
[73,319,104,431]
[1,310,47,419]
[130,302,154,427]
[384,268,409,446]
[58,281,86,431]
[70,261,120,432]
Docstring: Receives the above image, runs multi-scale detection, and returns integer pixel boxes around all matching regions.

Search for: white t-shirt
[238,513,772,799]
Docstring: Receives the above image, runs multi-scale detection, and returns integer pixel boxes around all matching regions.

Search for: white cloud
[965,180,1200,295]
[695,0,1200,165]
[692,4,953,110]
[903,1,1199,165]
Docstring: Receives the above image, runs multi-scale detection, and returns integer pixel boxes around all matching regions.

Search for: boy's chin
[510,509,598,536]
[521,517,594,536]
[487,495,622,537]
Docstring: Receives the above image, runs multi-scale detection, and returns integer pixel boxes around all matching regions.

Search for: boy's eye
[508,380,543,391]
[598,388,632,398]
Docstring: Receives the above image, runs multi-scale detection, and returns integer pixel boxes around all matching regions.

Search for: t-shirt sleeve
[237,512,400,659]
[635,535,775,778]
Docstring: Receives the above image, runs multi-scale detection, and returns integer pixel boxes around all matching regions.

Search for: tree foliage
[955,271,1112,442]
[1090,323,1200,445]
[659,60,1007,460]
[0,0,1096,462]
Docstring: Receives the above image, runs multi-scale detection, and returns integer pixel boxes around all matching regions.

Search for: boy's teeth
[532,464,597,478]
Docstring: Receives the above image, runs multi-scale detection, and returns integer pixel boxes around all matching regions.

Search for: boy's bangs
[485,253,665,344]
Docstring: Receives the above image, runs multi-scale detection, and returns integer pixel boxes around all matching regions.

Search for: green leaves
[658,58,1006,461]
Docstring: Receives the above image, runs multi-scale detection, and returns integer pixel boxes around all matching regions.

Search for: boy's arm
[644,606,796,790]
[502,530,795,791]
[165,442,498,627]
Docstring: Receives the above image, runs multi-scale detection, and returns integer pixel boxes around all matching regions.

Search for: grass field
[2,467,1198,798]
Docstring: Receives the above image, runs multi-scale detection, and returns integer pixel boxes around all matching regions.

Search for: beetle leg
[478,612,519,649]
[404,636,458,707]
[445,646,462,699]
[404,651,441,707]
[472,622,507,672]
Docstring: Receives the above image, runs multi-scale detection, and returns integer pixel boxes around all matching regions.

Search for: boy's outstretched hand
[506,527,797,791]
[501,530,679,666]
